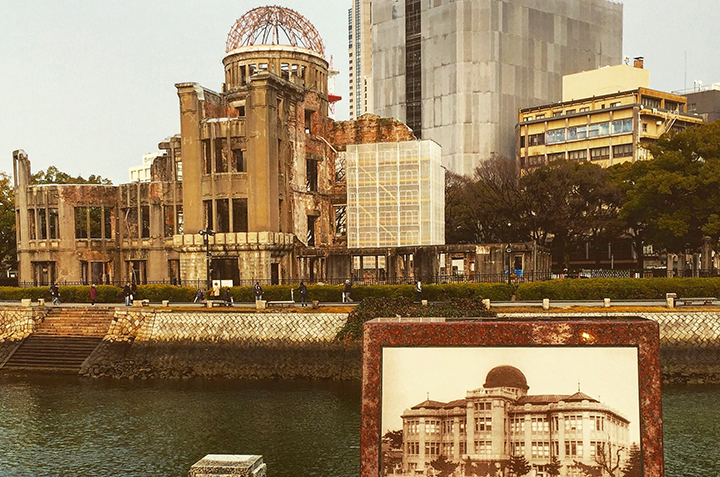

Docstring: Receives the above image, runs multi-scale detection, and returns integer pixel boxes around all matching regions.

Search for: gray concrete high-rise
[371,0,623,176]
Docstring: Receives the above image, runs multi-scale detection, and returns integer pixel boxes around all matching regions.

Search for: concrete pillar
[542,299,550,310]
[189,455,266,477]
[603,298,611,308]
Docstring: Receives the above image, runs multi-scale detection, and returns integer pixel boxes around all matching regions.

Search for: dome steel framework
[226,5,325,57]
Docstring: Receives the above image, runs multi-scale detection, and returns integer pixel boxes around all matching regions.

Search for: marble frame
[360,316,663,477]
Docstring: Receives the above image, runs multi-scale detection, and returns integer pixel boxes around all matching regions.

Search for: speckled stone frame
[360,316,663,477]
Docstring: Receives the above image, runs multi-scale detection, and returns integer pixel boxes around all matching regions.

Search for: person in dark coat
[298,281,308,307]
[123,282,132,306]
[50,282,60,305]
[222,287,233,306]
[253,282,263,301]
[90,284,97,306]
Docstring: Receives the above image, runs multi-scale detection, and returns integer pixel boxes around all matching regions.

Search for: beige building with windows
[517,61,704,170]
[400,366,630,477]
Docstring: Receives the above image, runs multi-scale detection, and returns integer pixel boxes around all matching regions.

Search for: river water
[0,375,717,477]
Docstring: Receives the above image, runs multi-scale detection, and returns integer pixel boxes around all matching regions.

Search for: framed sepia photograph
[360,317,662,477]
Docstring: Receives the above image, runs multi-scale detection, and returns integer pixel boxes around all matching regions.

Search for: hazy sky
[1,0,718,184]
[382,346,641,444]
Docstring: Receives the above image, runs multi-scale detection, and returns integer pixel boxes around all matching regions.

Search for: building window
[511,442,525,456]
[475,417,492,432]
[305,109,313,134]
[233,149,247,172]
[307,215,317,246]
[568,150,587,162]
[612,118,633,134]
[75,207,88,239]
[568,125,587,140]
[306,159,318,192]
[334,205,347,236]
[425,442,440,456]
[547,152,565,162]
[531,417,549,433]
[590,147,610,161]
[613,144,633,158]
[590,415,605,431]
[531,441,550,458]
[641,96,661,109]
[38,209,47,240]
[579,106,590,112]
[425,420,440,434]
[528,133,545,146]
[49,208,59,239]
[164,205,176,237]
[216,199,229,233]
[474,441,491,455]
[610,101,621,107]
[89,207,102,239]
[202,139,212,174]
[232,199,248,232]
[546,128,566,144]
[565,440,583,458]
[406,442,419,455]
[564,415,584,432]
[566,109,576,115]
[140,205,150,238]
[642,122,648,132]
[215,138,228,173]
[459,419,466,434]
[204,200,214,230]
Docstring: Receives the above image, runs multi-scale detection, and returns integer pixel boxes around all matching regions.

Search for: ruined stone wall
[83,310,360,380]
[328,114,416,151]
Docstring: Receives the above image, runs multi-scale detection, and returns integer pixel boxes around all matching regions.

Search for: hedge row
[0,282,514,304]
[514,277,720,300]
[2,278,716,303]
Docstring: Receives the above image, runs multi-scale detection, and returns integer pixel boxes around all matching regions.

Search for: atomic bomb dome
[483,365,530,391]
[225,5,325,56]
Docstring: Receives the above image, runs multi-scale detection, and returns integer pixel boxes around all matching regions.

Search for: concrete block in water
[189,454,266,477]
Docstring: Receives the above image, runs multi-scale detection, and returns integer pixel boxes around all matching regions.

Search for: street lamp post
[506,243,512,285]
[199,229,215,291]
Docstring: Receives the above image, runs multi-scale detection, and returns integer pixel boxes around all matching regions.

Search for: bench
[267,300,296,308]
[206,299,232,308]
[677,297,719,306]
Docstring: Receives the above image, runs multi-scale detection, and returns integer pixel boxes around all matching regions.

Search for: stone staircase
[1,306,115,373]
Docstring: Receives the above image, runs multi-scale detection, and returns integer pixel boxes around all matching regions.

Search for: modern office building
[348,0,374,120]
[683,83,720,123]
[399,365,631,477]
[516,62,704,170]
[371,0,623,176]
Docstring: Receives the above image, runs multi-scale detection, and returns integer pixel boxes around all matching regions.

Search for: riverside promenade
[1,301,719,383]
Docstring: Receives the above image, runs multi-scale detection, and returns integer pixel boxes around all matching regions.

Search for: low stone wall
[83,310,361,380]
[0,306,48,366]
[500,311,720,384]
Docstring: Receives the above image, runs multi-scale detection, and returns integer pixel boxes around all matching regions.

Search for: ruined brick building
[13,6,420,287]
[14,6,550,287]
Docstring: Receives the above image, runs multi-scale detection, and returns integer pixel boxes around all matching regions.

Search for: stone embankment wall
[500,311,720,384]
[0,306,47,365]
[82,310,361,380]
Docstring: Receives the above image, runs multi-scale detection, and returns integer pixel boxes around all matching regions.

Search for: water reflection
[1,375,718,477]
[0,375,361,477]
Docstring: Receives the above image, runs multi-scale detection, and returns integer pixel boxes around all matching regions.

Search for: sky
[382,346,641,445]
[1,0,719,184]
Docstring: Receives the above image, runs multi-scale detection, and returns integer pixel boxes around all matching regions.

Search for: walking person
[298,281,308,307]
[193,288,204,304]
[415,280,423,302]
[50,281,60,305]
[343,279,352,303]
[123,282,132,306]
[90,284,97,306]
[253,282,263,302]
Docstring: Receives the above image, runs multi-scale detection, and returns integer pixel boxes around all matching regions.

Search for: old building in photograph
[399,365,631,477]
[516,60,704,171]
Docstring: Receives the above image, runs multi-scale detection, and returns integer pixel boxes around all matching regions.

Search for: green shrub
[337,296,496,340]
[515,277,720,300]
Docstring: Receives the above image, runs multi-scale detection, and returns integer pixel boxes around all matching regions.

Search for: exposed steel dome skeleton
[226,5,325,57]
